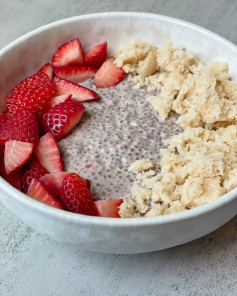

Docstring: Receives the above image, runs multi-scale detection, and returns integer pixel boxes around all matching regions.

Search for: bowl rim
[0,11,237,227]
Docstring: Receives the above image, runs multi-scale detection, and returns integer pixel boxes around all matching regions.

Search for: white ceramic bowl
[0,12,237,254]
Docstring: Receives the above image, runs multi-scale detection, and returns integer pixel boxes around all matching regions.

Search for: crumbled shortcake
[115,39,237,218]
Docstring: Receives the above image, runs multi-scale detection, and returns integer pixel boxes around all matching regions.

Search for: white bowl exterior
[1,179,237,254]
[0,12,237,253]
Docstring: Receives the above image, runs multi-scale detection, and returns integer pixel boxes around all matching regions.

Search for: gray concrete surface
[1,1,237,295]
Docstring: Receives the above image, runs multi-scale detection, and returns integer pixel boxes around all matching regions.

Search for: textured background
[1,1,237,295]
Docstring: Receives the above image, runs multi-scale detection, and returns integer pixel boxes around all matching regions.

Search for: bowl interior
[1,13,237,105]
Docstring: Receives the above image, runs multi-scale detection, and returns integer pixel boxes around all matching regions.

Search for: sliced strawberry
[85,42,107,69]
[40,172,90,198]
[0,113,5,125]
[43,98,85,141]
[0,145,22,189]
[39,171,68,198]
[0,109,39,146]
[1,168,22,189]
[83,178,90,190]
[53,77,99,101]
[34,132,63,173]
[54,66,96,83]
[52,38,85,68]
[93,58,125,88]
[12,71,51,91]
[39,63,54,81]
[49,94,72,108]
[6,170,22,189]
[21,155,49,193]
[5,72,55,119]
[4,140,33,175]
[60,173,98,215]
[94,199,123,218]
[0,112,11,125]
[27,178,63,209]
[1,112,11,123]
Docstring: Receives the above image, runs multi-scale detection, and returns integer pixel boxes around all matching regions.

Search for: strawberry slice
[39,171,68,198]
[52,38,85,68]
[34,132,63,173]
[0,109,39,146]
[40,172,90,198]
[60,173,98,215]
[54,66,96,83]
[93,58,125,88]
[5,72,55,119]
[5,170,22,189]
[4,140,33,175]
[12,71,51,91]
[27,178,63,209]
[85,42,107,69]
[53,77,99,101]
[49,94,72,108]
[21,155,49,193]
[0,145,22,189]
[0,113,6,125]
[39,63,54,81]
[1,168,22,189]
[83,178,90,190]
[94,199,123,218]
[0,113,4,125]
[43,98,85,141]
[0,112,11,125]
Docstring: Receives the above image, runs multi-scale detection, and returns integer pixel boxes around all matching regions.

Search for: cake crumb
[128,159,155,173]
[115,39,237,218]
[120,125,237,218]
[115,39,237,128]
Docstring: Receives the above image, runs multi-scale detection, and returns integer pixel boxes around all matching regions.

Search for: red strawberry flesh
[43,98,85,141]
[4,140,33,175]
[1,168,22,190]
[60,173,98,215]
[27,178,64,209]
[53,77,99,101]
[39,171,68,198]
[39,63,54,81]
[83,178,90,190]
[0,113,8,125]
[5,72,55,118]
[34,132,63,173]
[85,42,107,69]
[94,199,123,218]
[40,172,90,198]
[0,109,39,146]
[54,66,96,83]
[52,38,85,68]
[0,145,22,189]
[49,94,72,108]
[93,58,125,88]
[21,155,49,193]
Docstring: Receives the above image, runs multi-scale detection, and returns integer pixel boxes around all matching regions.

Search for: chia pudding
[58,78,182,201]
[59,38,237,218]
